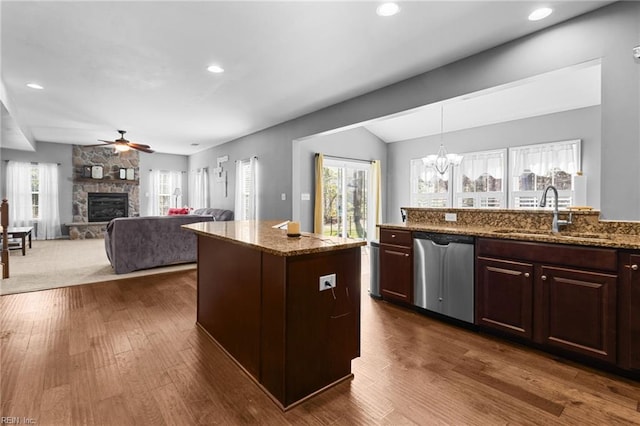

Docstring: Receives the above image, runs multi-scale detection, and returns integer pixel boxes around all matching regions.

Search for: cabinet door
[476,256,533,339]
[536,266,617,363]
[618,254,640,370]
[380,244,412,304]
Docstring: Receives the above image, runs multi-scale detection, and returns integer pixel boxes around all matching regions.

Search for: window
[6,161,61,239]
[454,149,506,208]
[30,165,40,218]
[148,170,182,216]
[509,140,581,209]
[234,157,258,220]
[321,158,369,239]
[410,158,451,207]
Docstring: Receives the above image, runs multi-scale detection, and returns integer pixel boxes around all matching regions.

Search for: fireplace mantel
[73,177,139,185]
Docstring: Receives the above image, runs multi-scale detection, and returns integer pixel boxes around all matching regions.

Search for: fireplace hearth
[88,193,128,222]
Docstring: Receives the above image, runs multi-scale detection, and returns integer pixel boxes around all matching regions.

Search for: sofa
[104,209,233,274]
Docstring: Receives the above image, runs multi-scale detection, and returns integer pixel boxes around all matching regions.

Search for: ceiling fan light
[115,144,130,152]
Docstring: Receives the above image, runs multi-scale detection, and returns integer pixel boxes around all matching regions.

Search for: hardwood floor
[2,258,640,425]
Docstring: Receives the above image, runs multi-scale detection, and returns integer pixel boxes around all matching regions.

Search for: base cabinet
[379,229,412,304]
[619,253,640,370]
[536,265,617,363]
[476,257,533,339]
[476,238,618,364]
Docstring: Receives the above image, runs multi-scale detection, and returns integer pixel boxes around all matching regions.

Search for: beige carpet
[0,238,195,295]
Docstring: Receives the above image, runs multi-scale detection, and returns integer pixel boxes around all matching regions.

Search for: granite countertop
[183,220,367,256]
[378,222,640,250]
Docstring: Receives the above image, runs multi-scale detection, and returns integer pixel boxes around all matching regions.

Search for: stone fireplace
[67,145,140,239]
[88,192,128,222]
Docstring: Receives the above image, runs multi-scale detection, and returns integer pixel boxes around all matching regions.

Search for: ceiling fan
[88,130,154,153]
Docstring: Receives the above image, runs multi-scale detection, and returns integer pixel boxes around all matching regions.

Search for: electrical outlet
[319,273,336,291]
[445,213,457,222]
[281,193,286,201]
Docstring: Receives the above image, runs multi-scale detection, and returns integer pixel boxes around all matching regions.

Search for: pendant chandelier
[423,105,463,174]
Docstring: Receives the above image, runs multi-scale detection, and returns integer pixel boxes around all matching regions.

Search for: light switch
[281,193,286,201]
[301,193,311,201]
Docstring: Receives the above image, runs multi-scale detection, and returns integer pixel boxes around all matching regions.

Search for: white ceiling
[1,1,613,155]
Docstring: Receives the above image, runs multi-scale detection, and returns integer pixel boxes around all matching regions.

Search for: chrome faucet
[540,185,572,233]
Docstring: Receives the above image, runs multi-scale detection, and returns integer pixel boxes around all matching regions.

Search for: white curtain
[148,170,160,216]
[6,161,60,240]
[36,163,61,239]
[189,168,209,209]
[511,141,580,177]
[459,150,505,181]
[6,161,34,228]
[234,157,258,220]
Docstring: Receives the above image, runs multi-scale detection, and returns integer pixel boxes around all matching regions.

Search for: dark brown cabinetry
[619,252,640,370]
[535,265,617,363]
[476,257,533,339]
[379,228,412,304]
[476,238,618,364]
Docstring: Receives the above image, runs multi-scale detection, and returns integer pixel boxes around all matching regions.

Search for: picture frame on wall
[82,165,92,178]
[91,165,103,179]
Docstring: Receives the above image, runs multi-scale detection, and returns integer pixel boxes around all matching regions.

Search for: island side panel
[260,252,287,404]
[284,247,361,407]
[197,235,262,379]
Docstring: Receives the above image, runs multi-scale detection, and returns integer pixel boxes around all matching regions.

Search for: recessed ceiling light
[26,83,44,90]
[528,7,553,21]
[207,65,224,73]
[376,2,400,17]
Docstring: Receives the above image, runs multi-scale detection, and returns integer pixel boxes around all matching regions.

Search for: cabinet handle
[405,253,409,257]
[632,264,639,271]
[391,234,396,238]
[524,273,530,278]
[541,275,547,281]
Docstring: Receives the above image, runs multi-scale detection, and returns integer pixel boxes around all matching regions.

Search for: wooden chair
[1,198,9,278]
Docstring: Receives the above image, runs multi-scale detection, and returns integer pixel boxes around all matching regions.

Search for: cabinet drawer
[476,238,618,272]
[380,228,412,246]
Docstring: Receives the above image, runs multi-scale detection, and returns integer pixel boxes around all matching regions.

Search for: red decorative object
[168,207,190,215]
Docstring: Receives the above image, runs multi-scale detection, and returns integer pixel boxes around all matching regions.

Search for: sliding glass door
[322,158,369,240]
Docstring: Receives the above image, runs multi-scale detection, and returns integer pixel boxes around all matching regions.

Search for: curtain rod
[319,154,374,164]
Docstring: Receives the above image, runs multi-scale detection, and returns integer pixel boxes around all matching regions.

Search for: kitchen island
[182,220,366,410]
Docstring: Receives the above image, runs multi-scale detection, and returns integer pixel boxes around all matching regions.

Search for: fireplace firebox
[88,193,128,222]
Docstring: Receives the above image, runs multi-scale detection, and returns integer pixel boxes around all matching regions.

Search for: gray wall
[296,127,387,232]
[190,1,640,221]
[1,142,188,235]
[387,106,602,222]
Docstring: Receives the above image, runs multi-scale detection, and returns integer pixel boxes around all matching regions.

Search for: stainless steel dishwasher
[413,232,475,323]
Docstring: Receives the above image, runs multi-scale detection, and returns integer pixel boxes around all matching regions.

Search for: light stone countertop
[377,207,640,250]
[378,222,640,250]
[183,220,367,256]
